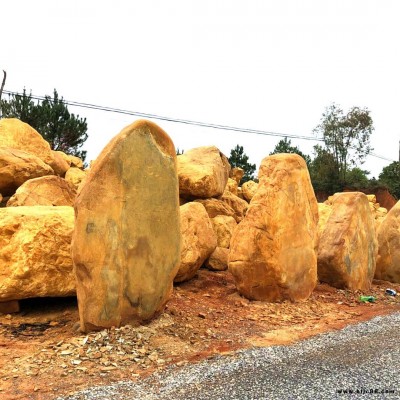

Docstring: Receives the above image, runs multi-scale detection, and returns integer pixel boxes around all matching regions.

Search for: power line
[2,89,396,163]
[3,89,323,142]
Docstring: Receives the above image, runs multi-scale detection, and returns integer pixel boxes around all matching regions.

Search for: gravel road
[59,312,400,400]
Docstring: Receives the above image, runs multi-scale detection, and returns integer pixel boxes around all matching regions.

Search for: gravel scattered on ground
[59,311,400,400]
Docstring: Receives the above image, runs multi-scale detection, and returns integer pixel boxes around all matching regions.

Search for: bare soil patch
[1,269,399,400]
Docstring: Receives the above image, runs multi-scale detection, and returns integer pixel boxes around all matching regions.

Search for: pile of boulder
[1,117,400,333]
[0,119,87,313]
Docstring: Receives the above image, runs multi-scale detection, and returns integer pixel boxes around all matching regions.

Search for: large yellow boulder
[318,192,377,290]
[0,206,75,301]
[72,120,181,332]
[229,167,244,184]
[205,247,229,271]
[220,190,248,222]
[7,175,76,207]
[225,178,238,196]
[174,202,217,282]
[49,150,70,176]
[177,146,230,198]
[241,180,258,202]
[194,197,237,220]
[317,203,333,237]
[0,118,54,165]
[375,201,400,282]
[65,167,87,191]
[0,147,54,195]
[211,215,237,249]
[67,154,84,169]
[229,154,319,302]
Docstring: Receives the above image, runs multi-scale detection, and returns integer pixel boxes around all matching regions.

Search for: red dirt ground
[1,269,399,400]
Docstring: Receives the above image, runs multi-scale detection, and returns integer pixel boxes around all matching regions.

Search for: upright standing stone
[72,120,181,332]
[318,192,377,290]
[375,201,400,283]
[229,154,319,302]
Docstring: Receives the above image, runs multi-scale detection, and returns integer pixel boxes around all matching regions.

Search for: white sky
[2,0,399,178]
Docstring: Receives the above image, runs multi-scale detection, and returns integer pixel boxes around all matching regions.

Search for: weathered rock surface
[0,147,54,195]
[230,167,244,184]
[0,118,54,165]
[67,155,84,169]
[317,203,333,237]
[225,178,238,196]
[205,247,229,271]
[375,201,400,283]
[367,195,388,229]
[177,146,230,198]
[229,154,319,302]
[194,197,237,220]
[241,180,258,202]
[7,175,76,207]
[72,120,181,332]
[175,202,217,282]
[0,206,75,301]
[50,150,70,176]
[195,191,246,222]
[56,151,72,166]
[65,167,87,190]
[318,192,377,290]
[211,215,237,249]
[220,190,248,222]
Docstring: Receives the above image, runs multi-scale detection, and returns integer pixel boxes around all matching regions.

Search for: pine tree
[228,145,256,184]
[1,89,88,160]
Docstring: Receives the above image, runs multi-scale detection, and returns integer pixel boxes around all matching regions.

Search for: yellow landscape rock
[229,154,319,302]
[230,167,244,184]
[318,192,377,290]
[175,202,217,282]
[225,178,238,196]
[375,201,400,283]
[0,147,54,195]
[317,203,333,237]
[194,197,237,220]
[241,180,258,202]
[7,175,76,207]
[0,118,54,165]
[50,150,70,176]
[56,150,72,166]
[0,206,75,301]
[67,155,84,169]
[211,215,237,249]
[205,247,229,271]
[65,167,87,191]
[177,146,230,198]
[72,120,181,332]
[220,189,248,222]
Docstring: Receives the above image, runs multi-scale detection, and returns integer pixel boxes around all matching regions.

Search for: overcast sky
[2,1,399,178]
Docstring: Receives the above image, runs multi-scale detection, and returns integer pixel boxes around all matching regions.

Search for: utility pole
[0,70,6,118]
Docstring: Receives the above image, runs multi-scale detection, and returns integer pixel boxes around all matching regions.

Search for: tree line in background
[229,104,400,199]
[0,89,88,160]
[1,89,398,199]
